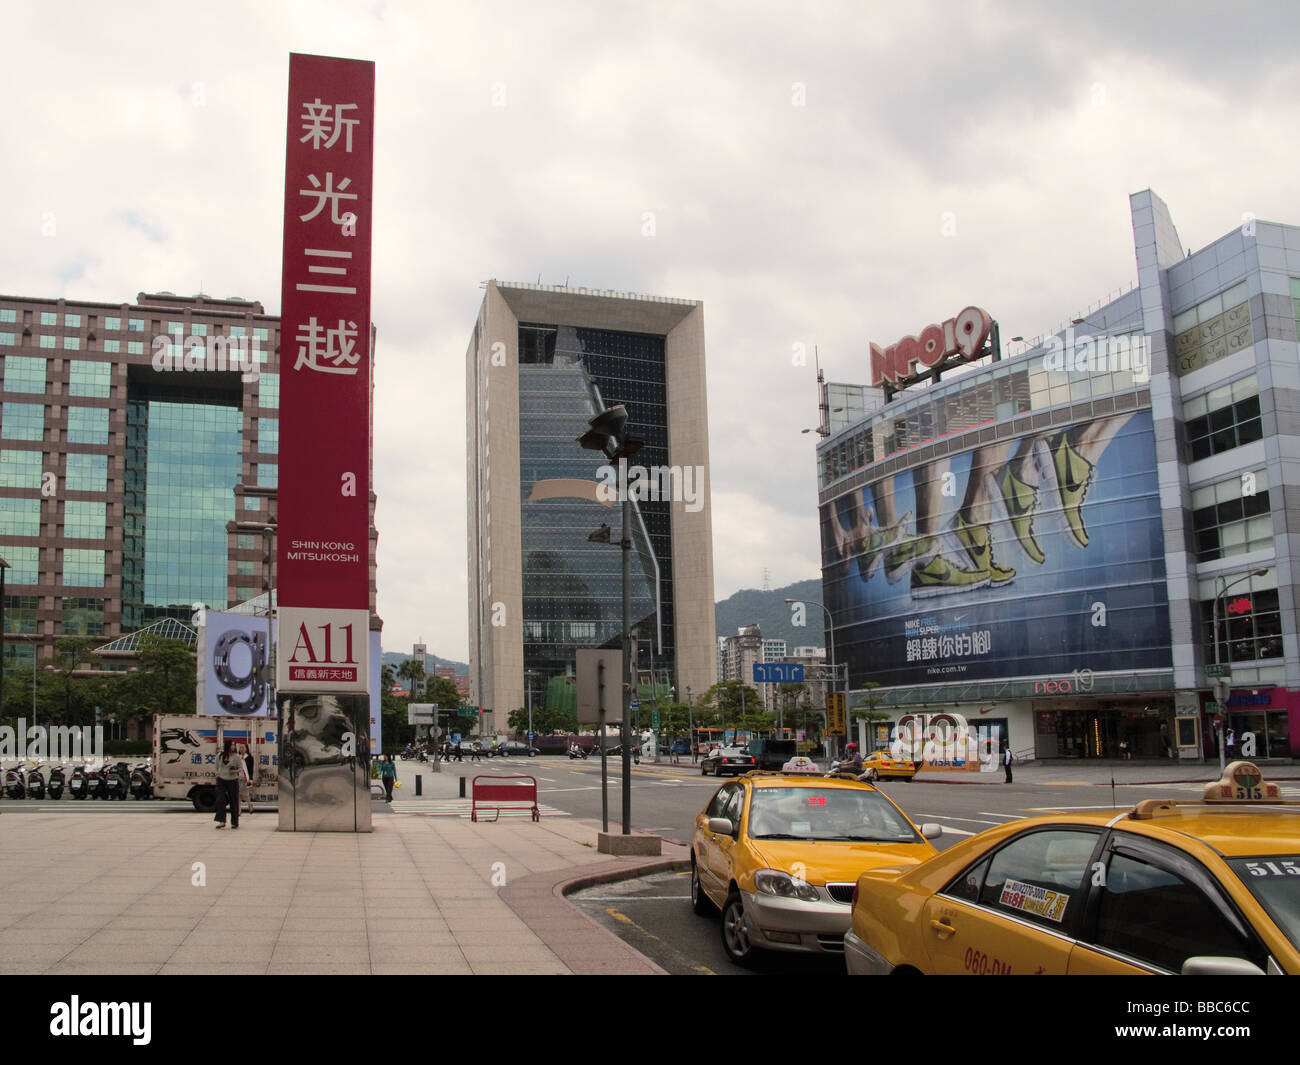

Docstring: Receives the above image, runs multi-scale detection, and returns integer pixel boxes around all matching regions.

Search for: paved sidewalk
[911,757,1299,786]
[0,776,684,975]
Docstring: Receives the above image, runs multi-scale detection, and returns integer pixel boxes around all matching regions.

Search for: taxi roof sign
[1131,762,1297,820]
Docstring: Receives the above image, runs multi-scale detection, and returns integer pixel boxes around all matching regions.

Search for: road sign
[1212,714,1223,730]
[651,711,660,730]
[754,663,805,684]
[826,692,846,736]
[457,706,478,718]
[407,703,434,725]
[1206,664,1230,678]
[630,700,640,709]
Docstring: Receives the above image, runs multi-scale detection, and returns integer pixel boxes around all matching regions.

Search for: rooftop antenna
[815,346,830,437]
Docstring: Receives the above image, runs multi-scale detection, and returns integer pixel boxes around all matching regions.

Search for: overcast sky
[5,1,1299,661]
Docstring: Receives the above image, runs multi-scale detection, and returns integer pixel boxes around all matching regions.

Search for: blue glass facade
[517,323,675,700]
[123,386,242,627]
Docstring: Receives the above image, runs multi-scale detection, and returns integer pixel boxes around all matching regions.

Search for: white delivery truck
[152,714,279,812]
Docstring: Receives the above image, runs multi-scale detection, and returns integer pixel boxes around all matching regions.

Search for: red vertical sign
[278,53,374,612]
[276,53,374,693]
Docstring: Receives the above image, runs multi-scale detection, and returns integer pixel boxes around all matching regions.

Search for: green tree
[507,703,578,737]
[701,680,772,740]
[122,636,196,721]
[397,656,426,699]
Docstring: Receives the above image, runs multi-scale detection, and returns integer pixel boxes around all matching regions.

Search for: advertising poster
[198,611,273,716]
[821,409,1171,687]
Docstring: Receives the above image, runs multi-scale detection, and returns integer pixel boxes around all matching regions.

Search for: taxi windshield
[1226,856,1300,950]
[748,787,921,843]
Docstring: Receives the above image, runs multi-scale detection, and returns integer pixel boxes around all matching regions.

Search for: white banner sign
[276,606,370,694]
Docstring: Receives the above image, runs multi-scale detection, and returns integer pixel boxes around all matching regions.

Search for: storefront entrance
[1034,701,1174,759]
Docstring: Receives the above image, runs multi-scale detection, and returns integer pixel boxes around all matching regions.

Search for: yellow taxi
[691,772,943,966]
[860,749,919,782]
[844,762,1300,975]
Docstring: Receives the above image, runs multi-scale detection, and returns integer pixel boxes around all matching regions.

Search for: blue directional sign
[753,663,804,684]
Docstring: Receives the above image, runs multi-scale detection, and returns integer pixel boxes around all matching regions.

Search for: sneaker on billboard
[1037,431,1096,549]
[858,510,912,581]
[952,514,1015,585]
[990,464,1045,564]
[910,546,992,598]
[885,532,935,583]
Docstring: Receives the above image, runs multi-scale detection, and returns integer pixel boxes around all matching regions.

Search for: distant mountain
[714,577,825,651]
[381,650,468,676]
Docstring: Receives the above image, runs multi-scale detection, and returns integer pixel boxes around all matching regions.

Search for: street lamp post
[579,403,642,836]
[1212,569,1267,771]
[686,685,694,762]
[0,556,9,714]
[786,597,839,758]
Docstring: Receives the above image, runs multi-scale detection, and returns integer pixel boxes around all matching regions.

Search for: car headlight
[754,869,821,901]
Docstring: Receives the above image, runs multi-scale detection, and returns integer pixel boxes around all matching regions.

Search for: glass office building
[0,290,379,674]
[467,282,716,730]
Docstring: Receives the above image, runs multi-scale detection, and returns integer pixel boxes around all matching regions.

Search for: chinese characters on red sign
[277,53,375,693]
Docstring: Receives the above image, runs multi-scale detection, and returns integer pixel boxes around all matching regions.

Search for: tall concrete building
[465,281,716,730]
[0,290,380,674]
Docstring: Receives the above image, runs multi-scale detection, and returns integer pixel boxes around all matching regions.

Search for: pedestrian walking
[239,741,255,814]
[214,739,246,829]
[1003,745,1014,784]
[379,754,397,802]
[454,742,463,762]
[1226,727,1237,760]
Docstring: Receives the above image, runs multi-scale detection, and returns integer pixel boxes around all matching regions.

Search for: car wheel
[701,762,709,776]
[690,857,718,916]
[721,892,756,966]
[867,769,879,782]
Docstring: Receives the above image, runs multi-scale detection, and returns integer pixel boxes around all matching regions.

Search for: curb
[497,833,689,976]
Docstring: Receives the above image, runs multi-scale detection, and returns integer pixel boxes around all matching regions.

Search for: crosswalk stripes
[386,798,571,818]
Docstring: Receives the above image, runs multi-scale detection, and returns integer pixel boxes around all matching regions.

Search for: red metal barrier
[471,775,540,822]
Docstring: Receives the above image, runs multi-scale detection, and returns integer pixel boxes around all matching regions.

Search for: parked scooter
[26,760,47,800]
[104,761,131,800]
[129,760,153,800]
[68,762,88,799]
[3,761,26,800]
[85,761,107,800]
[47,762,67,800]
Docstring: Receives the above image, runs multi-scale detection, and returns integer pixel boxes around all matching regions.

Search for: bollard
[459,775,466,799]
[415,775,422,796]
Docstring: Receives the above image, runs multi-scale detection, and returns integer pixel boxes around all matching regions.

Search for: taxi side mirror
[920,823,943,840]
[1180,956,1265,976]
[708,817,734,836]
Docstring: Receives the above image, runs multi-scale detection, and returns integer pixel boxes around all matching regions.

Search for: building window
[0,309,16,323]
[1191,470,1271,562]
[62,337,80,350]
[65,453,107,492]
[245,496,262,511]
[253,327,269,341]
[1200,571,1283,663]
[235,559,256,576]
[1173,282,1251,376]
[236,534,256,550]
[127,341,144,355]
[66,406,109,445]
[127,318,144,332]
[190,323,207,337]
[1184,376,1262,462]
[60,597,105,635]
[104,316,121,331]
[2,401,44,440]
[69,360,111,397]
[0,545,38,584]
[3,595,39,634]
[230,325,247,338]
[258,416,278,454]
[39,311,57,326]
[0,497,41,536]
[39,335,56,349]
[1,447,43,488]
[64,313,81,328]
[167,320,186,336]
[102,339,121,353]
[256,463,278,488]
[0,333,14,346]
[62,549,106,588]
[258,372,279,408]
[64,500,107,539]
